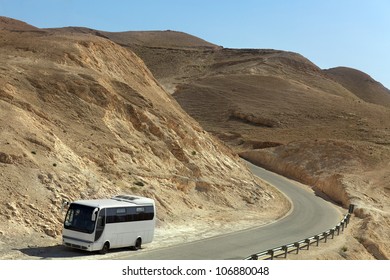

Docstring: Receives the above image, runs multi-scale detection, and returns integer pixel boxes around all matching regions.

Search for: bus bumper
[63,236,95,251]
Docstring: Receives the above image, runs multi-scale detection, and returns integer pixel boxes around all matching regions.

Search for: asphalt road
[118,161,342,260]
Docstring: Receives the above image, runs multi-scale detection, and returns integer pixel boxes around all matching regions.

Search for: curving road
[117,160,342,260]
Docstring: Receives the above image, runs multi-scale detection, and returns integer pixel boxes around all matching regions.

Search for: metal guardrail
[245,204,355,260]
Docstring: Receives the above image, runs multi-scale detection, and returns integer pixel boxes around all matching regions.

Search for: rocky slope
[0,17,287,258]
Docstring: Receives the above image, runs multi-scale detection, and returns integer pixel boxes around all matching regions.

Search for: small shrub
[134,181,145,187]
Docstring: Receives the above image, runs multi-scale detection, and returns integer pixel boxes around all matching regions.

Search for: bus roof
[71,195,154,208]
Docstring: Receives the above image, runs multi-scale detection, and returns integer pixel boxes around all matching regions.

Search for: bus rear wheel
[100,242,110,254]
[134,238,142,250]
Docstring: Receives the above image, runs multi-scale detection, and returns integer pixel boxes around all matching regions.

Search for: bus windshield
[64,203,96,234]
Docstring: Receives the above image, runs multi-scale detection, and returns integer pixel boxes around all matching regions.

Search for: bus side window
[95,209,105,241]
[97,212,105,227]
[116,208,127,222]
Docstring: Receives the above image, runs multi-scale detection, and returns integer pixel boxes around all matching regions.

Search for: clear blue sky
[1,0,389,89]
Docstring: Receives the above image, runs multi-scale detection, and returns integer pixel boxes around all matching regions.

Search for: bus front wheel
[100,242,110,254]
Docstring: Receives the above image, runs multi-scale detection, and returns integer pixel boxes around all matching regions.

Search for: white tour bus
[62,195,155,254]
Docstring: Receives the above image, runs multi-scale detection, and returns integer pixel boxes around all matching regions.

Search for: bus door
[95,208,106,241]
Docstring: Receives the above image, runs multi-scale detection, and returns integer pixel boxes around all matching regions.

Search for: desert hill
[324,67,390,108]
[0,18,287,258]
[47,27,221,94]
[49,26,219,49]
[0,16,39,31]
[86,30,389,259]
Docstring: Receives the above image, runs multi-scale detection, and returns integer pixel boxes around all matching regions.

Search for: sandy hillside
[92,30,390,259]
[0,17,288,259]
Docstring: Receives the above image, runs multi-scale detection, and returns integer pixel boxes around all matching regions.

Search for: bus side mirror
[61,201,70,213]
[91,208,98,221]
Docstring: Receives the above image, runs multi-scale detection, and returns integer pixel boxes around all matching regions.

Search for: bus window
[64,204,96,234]
[94,209,105,241]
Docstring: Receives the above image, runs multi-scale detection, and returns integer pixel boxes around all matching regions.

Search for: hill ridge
[0,16,39,31]
[324,66,390,107]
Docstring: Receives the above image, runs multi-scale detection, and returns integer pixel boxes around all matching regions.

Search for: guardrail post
[336,225,340,235]
[330,229,335,239]
[250,254,258,260]
[305,239,311,250]
[348,204,355,214]
[345,214,350,227]
[268,250,274,260]
[282,246,288,258]
[294,242,300,254]
[323,232,328,243]
[341,221,345,232]
[315,235,320,246]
